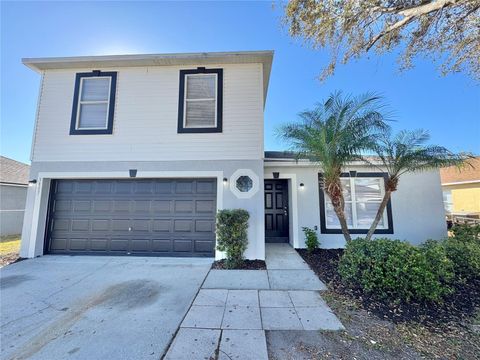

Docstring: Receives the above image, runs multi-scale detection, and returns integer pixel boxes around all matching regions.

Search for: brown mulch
[298,248,480,325]
[0,253,20,267]
[297,248,480,360]
[211,259,266,270]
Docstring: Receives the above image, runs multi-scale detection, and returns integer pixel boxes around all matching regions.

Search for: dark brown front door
[264,179,289,243]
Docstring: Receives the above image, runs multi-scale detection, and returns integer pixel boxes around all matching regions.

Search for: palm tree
[279,92,390,243]
[365,129,471,241]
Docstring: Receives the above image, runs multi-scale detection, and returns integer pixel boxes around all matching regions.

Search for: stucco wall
[0,184,28,236]
[21,160,265,259]
[264,164,447,248]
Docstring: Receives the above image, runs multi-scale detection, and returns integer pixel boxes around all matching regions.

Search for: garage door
[45,179,217,256]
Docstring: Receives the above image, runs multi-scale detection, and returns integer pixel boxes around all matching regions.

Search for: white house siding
[32,63,264,162]
[0,184,28,236]
[264,164,447,248]
[20,160,265,260]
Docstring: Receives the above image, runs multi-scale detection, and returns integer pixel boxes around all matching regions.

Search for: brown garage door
[45,179,217,256]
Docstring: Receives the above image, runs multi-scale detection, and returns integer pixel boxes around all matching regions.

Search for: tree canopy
[284,0,480,80]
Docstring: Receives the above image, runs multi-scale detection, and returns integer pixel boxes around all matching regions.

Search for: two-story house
[20,51,447,260]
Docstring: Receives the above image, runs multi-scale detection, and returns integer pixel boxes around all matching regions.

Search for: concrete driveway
[0,256,212,360]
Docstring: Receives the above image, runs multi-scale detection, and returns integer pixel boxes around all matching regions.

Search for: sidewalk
[164,244,344,360]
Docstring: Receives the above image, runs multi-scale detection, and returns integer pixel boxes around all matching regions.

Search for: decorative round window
[230,169,260,199]
[236,176,253,192]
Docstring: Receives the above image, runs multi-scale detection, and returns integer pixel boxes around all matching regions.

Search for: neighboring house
[0,156,30,236]
[440,157,480,218]
[20,51,446,259]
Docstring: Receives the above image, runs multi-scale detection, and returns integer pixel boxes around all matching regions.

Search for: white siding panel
[33,64,264,161]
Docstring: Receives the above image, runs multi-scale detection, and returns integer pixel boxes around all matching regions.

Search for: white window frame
[230,169,260,199]
[75,76,112,130]
[325,176,387,230]
[443,189,453,214]
[183,73,218,129]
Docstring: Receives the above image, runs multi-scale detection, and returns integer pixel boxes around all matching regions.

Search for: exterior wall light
[129,169,137,178]
[28,179,37,186]
[273,172,280,179]
[223,177,228,184]
[299,183,305,188]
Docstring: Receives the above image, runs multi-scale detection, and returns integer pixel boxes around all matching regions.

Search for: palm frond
[370,129,473,178]
[278,92,391,179]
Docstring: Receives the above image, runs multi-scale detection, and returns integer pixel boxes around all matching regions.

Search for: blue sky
[1,1,479,164]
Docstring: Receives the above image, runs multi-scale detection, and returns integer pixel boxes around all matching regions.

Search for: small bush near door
[302,227,319,253]
[216,209,250,269]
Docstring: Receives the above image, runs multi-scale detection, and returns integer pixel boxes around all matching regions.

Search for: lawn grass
[0,235,21,256]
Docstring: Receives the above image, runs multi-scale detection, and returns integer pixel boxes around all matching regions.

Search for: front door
[264,179,289,243]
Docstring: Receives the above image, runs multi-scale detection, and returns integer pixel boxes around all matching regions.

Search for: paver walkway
[164,244,344,360]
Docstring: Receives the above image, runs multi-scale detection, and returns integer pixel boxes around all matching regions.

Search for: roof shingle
[440,157,480,184]
[0,156,30,185]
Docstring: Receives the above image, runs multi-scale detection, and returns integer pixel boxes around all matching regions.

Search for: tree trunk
[332,201,352,243]
[365,189,392,241]
[326,187,352,243]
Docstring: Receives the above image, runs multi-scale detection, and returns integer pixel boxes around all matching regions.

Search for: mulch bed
[297,248,480,359]
[0,253,20,268]
[211,259,266,270]
[297,248,480,325]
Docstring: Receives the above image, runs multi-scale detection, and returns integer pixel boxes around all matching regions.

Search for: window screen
[184,74,217,128]
[77,77,110,129]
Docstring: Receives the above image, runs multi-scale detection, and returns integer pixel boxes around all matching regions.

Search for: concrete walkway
[165,244,344,360]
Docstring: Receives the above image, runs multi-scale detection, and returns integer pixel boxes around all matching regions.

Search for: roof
[264,151,298,160]
[264,151,383,164]
[0,156,30,185]
[22,50,274,105]
[440,157,480,185]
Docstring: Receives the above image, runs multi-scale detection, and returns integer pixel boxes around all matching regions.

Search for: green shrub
[443,237,480,283]
[338,238,454,303]
[216,209,250,268]
[450,223,480,242]
[302,227,319,253]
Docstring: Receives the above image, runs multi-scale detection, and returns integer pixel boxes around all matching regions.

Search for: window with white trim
[70,71,116,135]
[77,77,111,129]
[184,74,217,128]
[319,174,393,234]
[178,68,223,133]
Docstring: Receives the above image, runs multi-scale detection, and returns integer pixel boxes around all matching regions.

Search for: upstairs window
[178,68,223,133]
[70,71,117,135]
[318,173,393,234]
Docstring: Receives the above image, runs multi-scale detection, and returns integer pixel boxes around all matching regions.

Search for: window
[230,169,259,199]
[178,68,223,133]
[70,71,117,135]
[236,176,253,192]
[319,173,393,234]
[443,189,453,214]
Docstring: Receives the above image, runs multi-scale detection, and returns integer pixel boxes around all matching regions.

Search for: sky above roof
[1,1,479,164]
